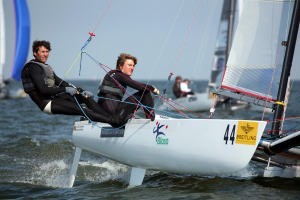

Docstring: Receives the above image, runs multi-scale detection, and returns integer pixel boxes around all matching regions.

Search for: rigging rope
[262,1,294,128]
[171,0,202,73]
[156,0,215,119]
[73,96,92,123]
[68,0,221,120]
[81,51,208,120]
[157,94,209,119]
[79,32,96,76]
[67,0,300,131]
[82,51,156,118]
[153,0,213,119]
[62,0,112,79]
[153,0,184,97]
[73,0,156,119]
[90,0,112,33]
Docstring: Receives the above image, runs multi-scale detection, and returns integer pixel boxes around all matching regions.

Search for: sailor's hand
[77,87,84,93]
[152,87,160,95]
[82,90,94,98]
[65,87,78,96]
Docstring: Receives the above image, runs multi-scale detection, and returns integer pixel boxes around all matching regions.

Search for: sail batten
[221,0,293,103]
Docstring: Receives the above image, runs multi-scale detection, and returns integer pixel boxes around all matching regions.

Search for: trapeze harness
[21,60,66,113]
[97,70,155,118]
[22,60,118,124]
[97,70,126,114]
[98,70,124,99]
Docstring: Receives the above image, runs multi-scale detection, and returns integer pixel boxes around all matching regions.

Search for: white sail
[0,0,30,99]
[209,0,243,90]
[0,0,5,85]
[222,0,292,101]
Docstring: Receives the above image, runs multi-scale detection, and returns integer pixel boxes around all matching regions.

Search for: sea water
[0,80,299,199]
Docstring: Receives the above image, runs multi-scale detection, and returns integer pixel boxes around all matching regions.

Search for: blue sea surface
[0,80,299,199]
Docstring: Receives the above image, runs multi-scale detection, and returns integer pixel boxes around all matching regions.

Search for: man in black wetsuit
[21,40,123,126]
[97,53,159,121]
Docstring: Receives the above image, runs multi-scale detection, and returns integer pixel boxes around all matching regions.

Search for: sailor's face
[34,46,49,63]
[120,59,135,76]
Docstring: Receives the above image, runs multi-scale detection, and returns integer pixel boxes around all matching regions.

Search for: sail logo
[153,121,169,145]
[236,121,258,145]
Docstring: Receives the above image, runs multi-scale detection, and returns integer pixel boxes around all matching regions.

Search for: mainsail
[209,0,243,90]
[0,1,5,85]
[12,0,30,81]
[0,0,30,99]
[221,0,292,103]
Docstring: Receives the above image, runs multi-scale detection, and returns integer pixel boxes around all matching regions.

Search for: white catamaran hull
[71,116,267,186]
[158,93,212,112]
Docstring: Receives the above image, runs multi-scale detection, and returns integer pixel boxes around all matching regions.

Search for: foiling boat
[67,0,300,187]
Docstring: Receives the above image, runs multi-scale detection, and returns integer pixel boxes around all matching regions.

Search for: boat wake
[77,160,129,183]
[8,159,129,188]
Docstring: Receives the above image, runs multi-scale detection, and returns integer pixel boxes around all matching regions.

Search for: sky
[4,0,300,81]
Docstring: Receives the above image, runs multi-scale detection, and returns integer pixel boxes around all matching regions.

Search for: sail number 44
[224,121,259,146]
[224,124,235,145]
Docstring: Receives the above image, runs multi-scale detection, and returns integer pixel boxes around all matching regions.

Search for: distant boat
[159,0,248,113]
[158,92,212,112]
[0,0,30,99]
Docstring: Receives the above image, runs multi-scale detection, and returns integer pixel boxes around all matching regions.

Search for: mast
[271,0,300,137]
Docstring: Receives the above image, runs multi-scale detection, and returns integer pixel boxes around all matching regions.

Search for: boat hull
[159,93,212,112]
[72,117,267,176]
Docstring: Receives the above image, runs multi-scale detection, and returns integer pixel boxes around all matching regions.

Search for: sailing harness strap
[22,60,57,93]
[98,71,124,98]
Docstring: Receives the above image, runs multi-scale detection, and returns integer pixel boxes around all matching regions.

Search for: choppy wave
[0,80,299,199]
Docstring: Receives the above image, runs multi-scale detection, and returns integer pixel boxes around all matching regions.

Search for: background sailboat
[159,0,244,113]
[158,1,225,112]
[208,0,249,111]
[0,0,30,99]
[208,0,240,93]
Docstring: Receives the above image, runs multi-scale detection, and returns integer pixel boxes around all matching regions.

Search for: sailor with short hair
[21,40,124,126]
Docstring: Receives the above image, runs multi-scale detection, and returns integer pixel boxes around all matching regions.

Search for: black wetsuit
[21,60,120,125]
[98,70,155,119]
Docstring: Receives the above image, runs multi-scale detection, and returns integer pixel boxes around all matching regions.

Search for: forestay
[221,0,292,102]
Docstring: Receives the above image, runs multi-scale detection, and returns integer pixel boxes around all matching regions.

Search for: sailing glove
[82,90,94,98]
[152,86,160,95]
[65,87,78,96]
